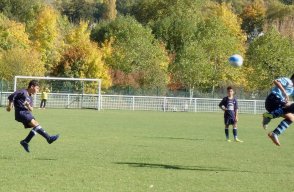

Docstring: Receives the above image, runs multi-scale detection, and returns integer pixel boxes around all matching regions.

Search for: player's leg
[43,99,47,108]
[40,100,44,108]
[262,94,284,129]
[225,125,231,142]
[28,119,59,144]
[232,121,243,142]
[268,113,294,146]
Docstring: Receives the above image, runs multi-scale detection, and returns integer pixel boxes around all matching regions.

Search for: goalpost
[14,76,102,110]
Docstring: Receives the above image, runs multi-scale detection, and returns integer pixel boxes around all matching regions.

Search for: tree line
[0,0,294,96]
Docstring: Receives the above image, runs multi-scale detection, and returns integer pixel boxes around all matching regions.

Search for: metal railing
[0,92,265,114]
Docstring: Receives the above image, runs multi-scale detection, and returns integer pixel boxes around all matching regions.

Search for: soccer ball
[229,54,243,67]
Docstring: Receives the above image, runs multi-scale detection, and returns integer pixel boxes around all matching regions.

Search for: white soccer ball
[229,54,243,67]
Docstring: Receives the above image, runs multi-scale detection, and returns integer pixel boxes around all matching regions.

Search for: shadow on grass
[0,156,14,160]
[114,162,251,173]
[33,157,58,161]
[136,136,204,141]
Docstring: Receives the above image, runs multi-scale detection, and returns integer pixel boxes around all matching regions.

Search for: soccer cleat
[226,139,232,142]
[263,112,274,119]
[20,140,30,152]
[47,134,59,144]
[262,113,273,129]
[268,132,280,146]
[234,138,243,143]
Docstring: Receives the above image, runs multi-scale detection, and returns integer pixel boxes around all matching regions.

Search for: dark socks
[34,125,50,141]
[24,125,51,143]
[233,128,237,139]
[225,128,229,139]
[23,130,37,143]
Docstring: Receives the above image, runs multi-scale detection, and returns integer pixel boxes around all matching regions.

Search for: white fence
[0,92,265,114]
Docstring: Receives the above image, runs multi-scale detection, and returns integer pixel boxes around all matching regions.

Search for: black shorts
[265,93,286,113]
[224,117,236,125]
[15,111,35,128]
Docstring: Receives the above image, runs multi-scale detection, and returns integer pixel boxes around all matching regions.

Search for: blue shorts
[265,93,286,113]
[15,111,35,128]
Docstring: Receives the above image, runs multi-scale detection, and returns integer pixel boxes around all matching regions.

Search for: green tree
[195,17,247,94]
[91,16,169,89]
[246,27,294,91]
[0,0,42,25]
[54,0,98,23]
[152,12,200,53]
[130,0,204,26]
[171,41,212,97]
[116,0,139,15]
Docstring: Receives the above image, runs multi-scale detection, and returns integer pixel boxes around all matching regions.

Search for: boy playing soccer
[262,74,294,146]
[219,86,243,142]
[6,80,59,152]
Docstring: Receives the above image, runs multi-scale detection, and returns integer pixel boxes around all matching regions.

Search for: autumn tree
[0,14,45,81]
[102,0,117,21]
[30,5,64,74]
[0,13,31,50]
[53,22,111,88]
[0,48,45,81]
[240,0,266,40]
[204,2,247,52]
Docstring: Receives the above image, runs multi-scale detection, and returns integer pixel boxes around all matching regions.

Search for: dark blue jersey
[8,89,33,112]
[219,96,238,119]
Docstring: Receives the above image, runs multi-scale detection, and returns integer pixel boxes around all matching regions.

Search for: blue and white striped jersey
[271,77,294,102]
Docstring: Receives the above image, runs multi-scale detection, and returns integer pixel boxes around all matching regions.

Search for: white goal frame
[14,76,102,110]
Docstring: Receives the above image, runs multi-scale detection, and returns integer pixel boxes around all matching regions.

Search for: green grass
[1,109,294,192]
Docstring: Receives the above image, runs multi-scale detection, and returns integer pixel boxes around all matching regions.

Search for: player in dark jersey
[219,86,243,142]
[6,80,59,152]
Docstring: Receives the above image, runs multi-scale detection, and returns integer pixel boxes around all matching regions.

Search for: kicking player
[262,74,294,146]
[219,86,243,142]
[6,80,59,152]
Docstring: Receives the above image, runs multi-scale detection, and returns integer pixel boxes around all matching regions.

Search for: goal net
[14,76,102,110]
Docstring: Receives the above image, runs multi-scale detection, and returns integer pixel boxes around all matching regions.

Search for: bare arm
[24,101,33,112]
[6,100,13,112]
[273,80,289,102]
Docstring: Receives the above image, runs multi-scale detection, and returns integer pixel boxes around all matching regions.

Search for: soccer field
[1,109,294,192]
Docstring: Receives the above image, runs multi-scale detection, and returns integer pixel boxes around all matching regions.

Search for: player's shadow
[33,157,58,161]
[137,136,204,141]
[0,156,14,160]
[114,162,250,173]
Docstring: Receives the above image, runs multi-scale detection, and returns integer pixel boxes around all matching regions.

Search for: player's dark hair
[291,73,294,80]
[227,86,233,91]
[28,80,39,88]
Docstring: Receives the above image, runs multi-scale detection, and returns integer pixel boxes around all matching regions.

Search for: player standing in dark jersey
[219,86,243,142]
[6,80,59,152]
